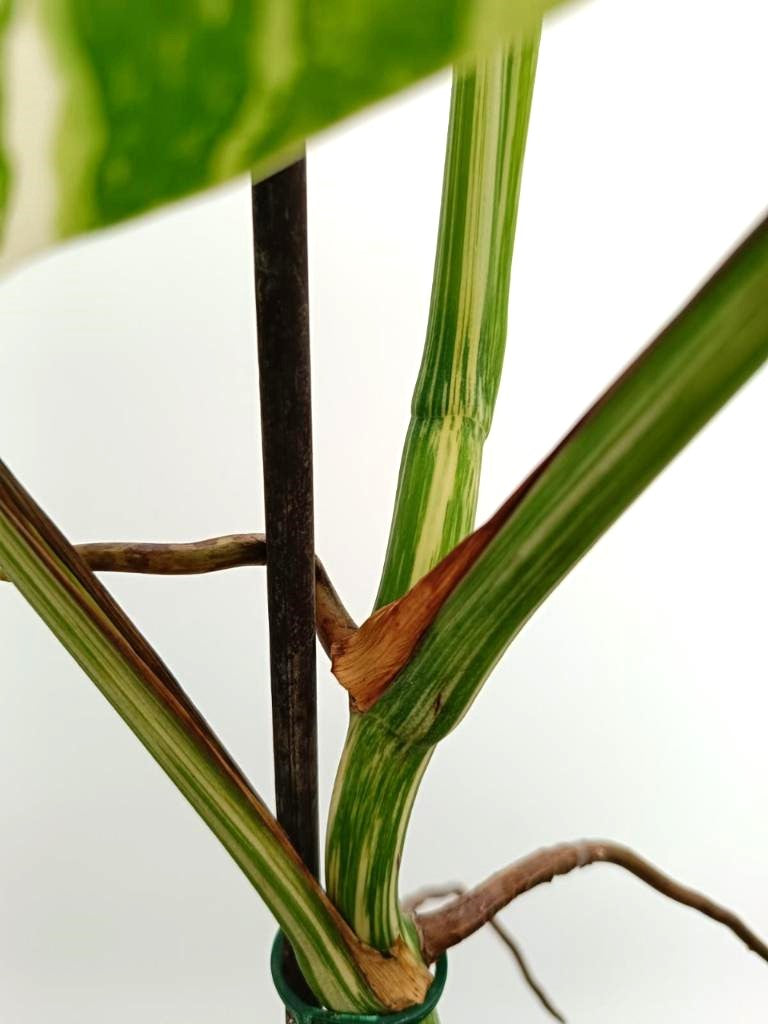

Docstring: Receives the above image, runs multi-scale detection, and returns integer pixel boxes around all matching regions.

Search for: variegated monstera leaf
[0,0,564,272]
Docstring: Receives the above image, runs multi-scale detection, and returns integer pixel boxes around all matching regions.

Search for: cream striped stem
[375,35,539,609]
[0,461,431,1013]
[327,37,541,954]
[0,0,568,273]
[327,212,768,954]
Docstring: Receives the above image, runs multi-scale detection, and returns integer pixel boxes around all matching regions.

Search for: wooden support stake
[252,154,319,1007]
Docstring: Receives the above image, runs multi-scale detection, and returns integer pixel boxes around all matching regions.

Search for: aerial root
[410,839,768,1021]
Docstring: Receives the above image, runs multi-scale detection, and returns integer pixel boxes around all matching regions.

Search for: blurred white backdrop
[2,0,767,1020]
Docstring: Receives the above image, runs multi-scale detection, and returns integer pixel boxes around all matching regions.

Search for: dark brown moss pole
[251,154,319,1007]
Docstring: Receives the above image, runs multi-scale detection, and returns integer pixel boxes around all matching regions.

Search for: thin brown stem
[404,884,565,1022]
[0,533,356,655]
[402,883,464,914]
[415,840,768,973]
[489,915,566,1023]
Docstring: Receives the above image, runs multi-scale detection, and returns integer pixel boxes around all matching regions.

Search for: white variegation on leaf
[0,0,567,273]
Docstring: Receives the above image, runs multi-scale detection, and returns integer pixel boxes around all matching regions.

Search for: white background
[1,0,767,1020]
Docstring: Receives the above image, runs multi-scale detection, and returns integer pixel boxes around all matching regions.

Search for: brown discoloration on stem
[331,311,674,712]
[331,482,527,711]
[415,839,768,970]
[353,938,431,1010]
[333,219,768,713]
[0,533,356,656]
[331,432,569,712]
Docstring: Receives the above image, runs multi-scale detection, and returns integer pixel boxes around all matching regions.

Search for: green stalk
[0,460,407,1013]
[329,37,541,949]
[327,716,435,947]
[374,212,768,745]
[375,34,540,608]
[329,211,768,952]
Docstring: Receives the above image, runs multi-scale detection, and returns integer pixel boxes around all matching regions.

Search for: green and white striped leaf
[328,37,540,947]
[329,212,768,950]
[0,458,430,1013]
[0,0,568,273]
[375,34,539,608]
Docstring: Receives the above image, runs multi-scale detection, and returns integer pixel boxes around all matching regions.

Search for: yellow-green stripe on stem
[375,36,539,608]
[0,460,388,1012]
[373,213,768,747]
[330,211,768,952]
[329,38,541,950]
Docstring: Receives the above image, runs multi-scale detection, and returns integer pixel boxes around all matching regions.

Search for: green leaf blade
[0,0,565,272]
